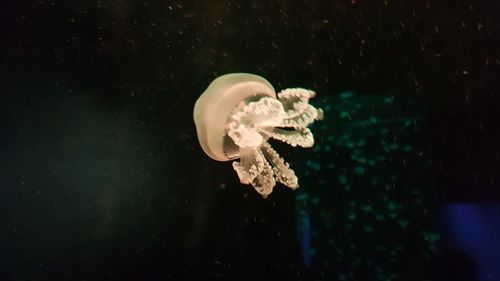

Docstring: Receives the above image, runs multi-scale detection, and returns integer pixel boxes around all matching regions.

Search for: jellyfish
[193,73,323,197]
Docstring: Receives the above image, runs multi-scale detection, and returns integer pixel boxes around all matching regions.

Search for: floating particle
[398,219,410,228]
[340,111,350,119]
[351,154,367,164]
[379,128,390,135]
[296,194,309,201]
[306,160,322,171]
[422,231,440,243]
[387,143,399,150]
[340,92,353,99]
[347,211,357,221]
[402,145,413,152]
[387,202,401,210]
[384,96,395,104]
[364,225,374,232]
[361,204,373,212]
[345,141,356,148]
[354,166,366,175]
[339,174,348,184]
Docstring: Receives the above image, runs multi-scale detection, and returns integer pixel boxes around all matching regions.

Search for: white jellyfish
[193,73,323,197]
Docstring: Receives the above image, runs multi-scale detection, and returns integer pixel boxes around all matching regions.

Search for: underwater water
[2,1,500,281]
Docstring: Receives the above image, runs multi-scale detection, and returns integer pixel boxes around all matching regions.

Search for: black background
[1,0,499,280]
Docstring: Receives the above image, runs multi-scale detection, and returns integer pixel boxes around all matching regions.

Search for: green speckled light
[295,92,436,280]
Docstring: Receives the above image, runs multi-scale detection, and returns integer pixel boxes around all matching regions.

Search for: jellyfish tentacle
[278,88,316,118]
[227,97,285,148]
[229,97,284,130]
[280,104,324,128]
[277,88,323,130]
[259,127,314,148]
[250,158,276,198]
[233,146,277,197]
[260,141,299,189]
[227,89,320,196]
[232,147,265,184]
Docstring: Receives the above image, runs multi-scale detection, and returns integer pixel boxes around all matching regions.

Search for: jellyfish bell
[193,73,323,197]
[193,73,276,161]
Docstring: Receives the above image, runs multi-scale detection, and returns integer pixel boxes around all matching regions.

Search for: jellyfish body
[193,73,323,197]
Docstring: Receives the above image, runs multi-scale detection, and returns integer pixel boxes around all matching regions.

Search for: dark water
[1,1,500,280]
